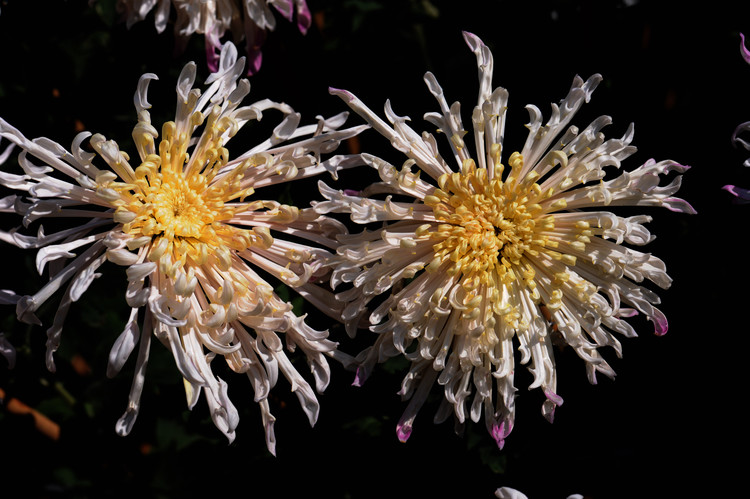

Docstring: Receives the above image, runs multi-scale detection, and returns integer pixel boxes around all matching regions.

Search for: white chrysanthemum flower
[495,487,583,499]
[0,42,365,453]
[114,0,311,74]
[725,32,750,202]
[316,32,695,448]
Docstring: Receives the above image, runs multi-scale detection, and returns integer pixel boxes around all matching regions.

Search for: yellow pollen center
[105,119,269,275]
[425,153,542,286]
[150,174,211,239]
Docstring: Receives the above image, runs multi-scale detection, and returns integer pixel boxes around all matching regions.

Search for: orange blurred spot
[0,387,61,440]
[313,11,325,31]
[70,354,92,376]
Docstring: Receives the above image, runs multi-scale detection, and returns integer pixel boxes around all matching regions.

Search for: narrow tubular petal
[0,333,17,369]
[107,308,141,378]
[115,308,153,437]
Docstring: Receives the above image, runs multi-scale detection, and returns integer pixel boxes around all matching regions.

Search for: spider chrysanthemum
[724,32,750,202]
[115,0,311,74]
[0,42,365,452]
[316,32,695,448]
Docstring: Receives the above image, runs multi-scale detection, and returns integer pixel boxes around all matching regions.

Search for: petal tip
[491,421,512,450]
[396,422,412,443]
[329,87,354,102]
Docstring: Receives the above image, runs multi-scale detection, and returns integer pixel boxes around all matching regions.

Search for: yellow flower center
[149,174,213,240]
[422,150,583,327]
[425,151,544,286]
[105,119,271,276]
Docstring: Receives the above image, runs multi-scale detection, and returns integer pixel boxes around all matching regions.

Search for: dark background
[0,0,746,497]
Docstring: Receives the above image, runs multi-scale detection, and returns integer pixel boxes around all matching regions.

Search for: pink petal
[741,33,750,65]
[396,422,412,442]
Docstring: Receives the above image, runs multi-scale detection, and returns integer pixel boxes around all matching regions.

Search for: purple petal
[352,365,367,387]
[246,48,263,76]
[741,33,750,65]
[273,0,294,22]
[617,307,639,318]
[491,420,513,450]
[651,311,669,336]
[663,197,698,214]
[244,20,267,75]
[396,422,412,442]
[328,87,356,102]
[204,35,221,73]
[296,1,312,34]
[544,388,564,407]
[461,30,482,49]
[723,184,750,202]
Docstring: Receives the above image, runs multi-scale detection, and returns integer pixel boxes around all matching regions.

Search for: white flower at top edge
[495,487,583,499]
[724,32,750,202]
[0,41,366,453]
[114,0,312,74]
[316,31,695,449]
